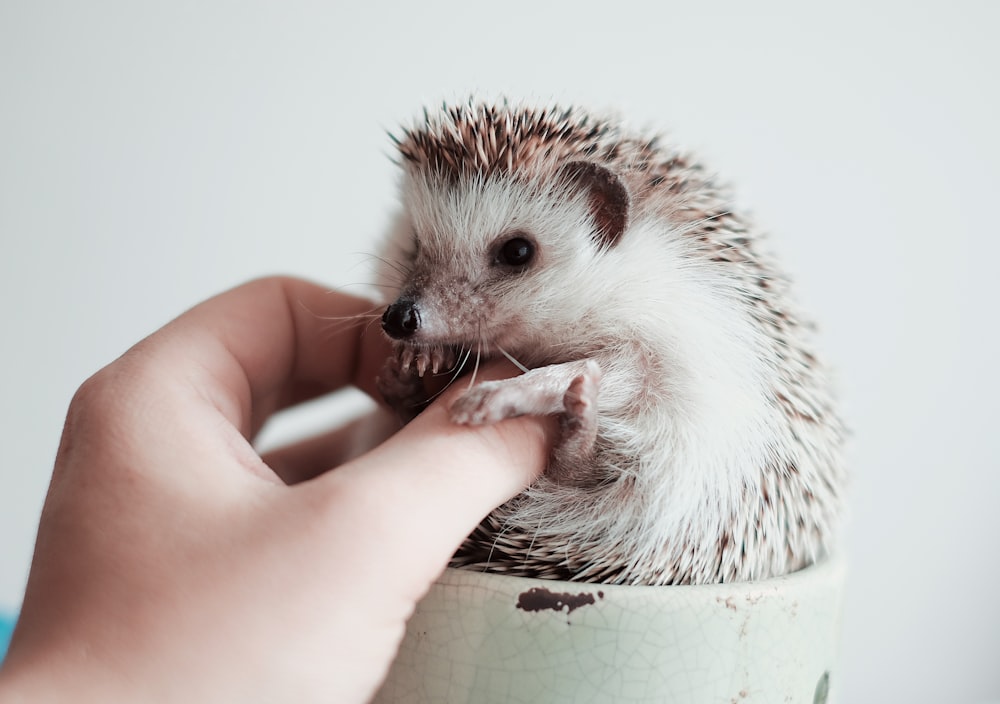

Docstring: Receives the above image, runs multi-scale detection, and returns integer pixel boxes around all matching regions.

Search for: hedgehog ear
[558,160,630,248]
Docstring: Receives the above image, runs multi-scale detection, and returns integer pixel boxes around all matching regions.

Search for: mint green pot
[374,555,845,703]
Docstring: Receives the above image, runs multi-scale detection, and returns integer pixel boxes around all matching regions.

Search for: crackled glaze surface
[374,556,844,703]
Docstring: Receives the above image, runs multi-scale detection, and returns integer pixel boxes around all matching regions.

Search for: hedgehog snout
[382,297,421,339]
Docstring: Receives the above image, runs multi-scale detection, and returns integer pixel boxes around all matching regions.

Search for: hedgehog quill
[375,100,845,586]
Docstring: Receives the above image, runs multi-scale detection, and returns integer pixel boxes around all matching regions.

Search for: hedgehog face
[381,163,630,362]
[381,102,633,361]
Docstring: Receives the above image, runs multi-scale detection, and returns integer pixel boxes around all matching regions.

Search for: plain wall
[1,2,998,701]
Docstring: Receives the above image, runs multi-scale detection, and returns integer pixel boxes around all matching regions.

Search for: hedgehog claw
[398,345,415,373]
[430,346,455,375]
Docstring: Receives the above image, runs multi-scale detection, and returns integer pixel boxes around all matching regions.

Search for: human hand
[0,277,553,703]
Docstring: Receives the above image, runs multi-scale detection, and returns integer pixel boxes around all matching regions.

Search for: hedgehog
[374,100,845,585]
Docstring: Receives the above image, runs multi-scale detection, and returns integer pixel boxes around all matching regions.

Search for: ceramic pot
[373,555,845,703]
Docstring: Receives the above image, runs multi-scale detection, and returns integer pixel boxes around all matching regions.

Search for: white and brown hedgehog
[375,100,845,586]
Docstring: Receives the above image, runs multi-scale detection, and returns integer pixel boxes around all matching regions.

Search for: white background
[1,1,998,701]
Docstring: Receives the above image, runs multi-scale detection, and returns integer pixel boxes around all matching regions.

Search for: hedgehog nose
[382,299,420,339]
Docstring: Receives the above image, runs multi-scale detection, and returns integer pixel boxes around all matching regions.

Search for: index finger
[306,370,557,601]
[136,276,389,438]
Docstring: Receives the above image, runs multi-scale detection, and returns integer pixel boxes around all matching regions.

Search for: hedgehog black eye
[497,236,535,268]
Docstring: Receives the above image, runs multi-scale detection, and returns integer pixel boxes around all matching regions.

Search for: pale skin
[0,277,554,704]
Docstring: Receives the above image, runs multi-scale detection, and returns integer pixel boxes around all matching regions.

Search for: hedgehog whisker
[467,344,482,390]
[322,281,391,294]
[364,251,410,273]
[496,345,531,374]
[467,323,485,390]
[433,345,465,376]
[301,303,384,340]
[311,306,384,323]
[361,312,384,338]
[365,253,412,281]
[455,346,473,374]
[318,321,369,340]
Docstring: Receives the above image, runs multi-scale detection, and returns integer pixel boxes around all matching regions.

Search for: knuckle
[65,352,154,440]
[68,366,126,427]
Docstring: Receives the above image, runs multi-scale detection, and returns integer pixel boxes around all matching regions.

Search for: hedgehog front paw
[450,381,524,426]
[377,351,427,422]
